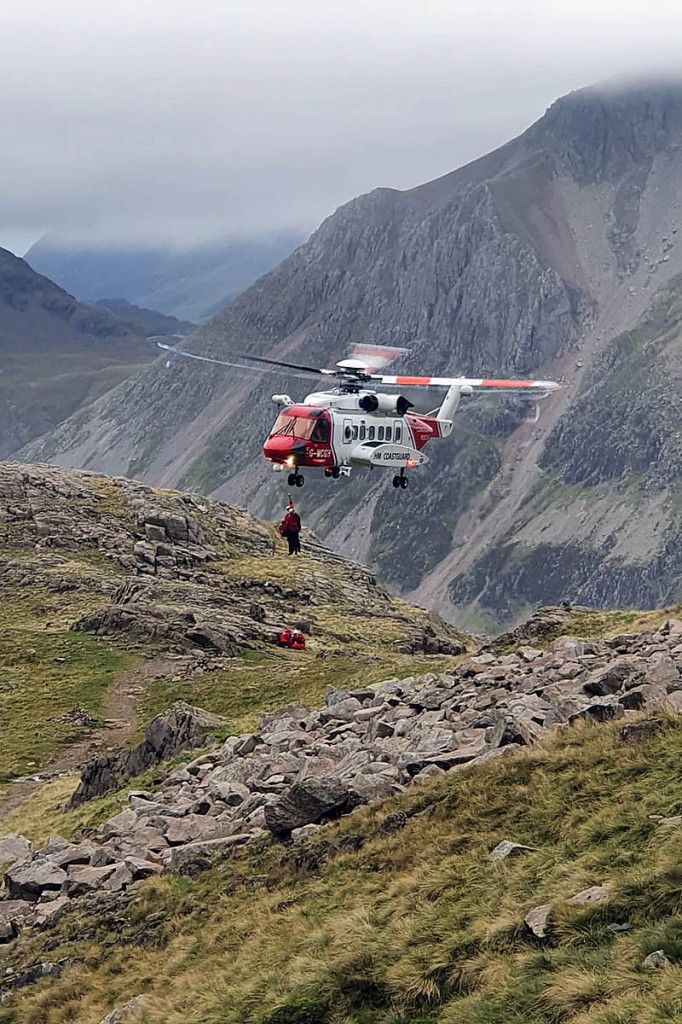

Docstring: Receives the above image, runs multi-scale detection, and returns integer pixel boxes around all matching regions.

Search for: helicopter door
[342,419,353,444]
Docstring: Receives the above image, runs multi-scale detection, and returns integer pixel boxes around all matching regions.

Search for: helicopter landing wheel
[287,472,297,486]
[332,467,341,479]
[294,474,304,488]
[400,475,409,489]
[392,475,401,489]
[324,467,333,478]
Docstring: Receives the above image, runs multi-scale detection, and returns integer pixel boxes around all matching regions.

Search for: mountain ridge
[25,232,305,323]
[0,248,154,458]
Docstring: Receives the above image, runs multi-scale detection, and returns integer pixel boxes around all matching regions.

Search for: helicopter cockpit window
[272,411,326,442]
[311,419,329,443]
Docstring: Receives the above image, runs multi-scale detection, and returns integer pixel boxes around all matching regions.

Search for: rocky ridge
[0,461,457,660]
[2,611,681,947]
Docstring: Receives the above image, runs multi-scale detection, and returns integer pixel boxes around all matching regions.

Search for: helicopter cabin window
[359,424,366,440]
[378,426,385,441]
[368,425,375,440]
[352,425,359,440]
[343,419,352,442]
[385,426,392,442]
[394,423,402,443]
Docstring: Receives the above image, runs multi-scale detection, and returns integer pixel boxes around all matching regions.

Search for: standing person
[280,503,302,555]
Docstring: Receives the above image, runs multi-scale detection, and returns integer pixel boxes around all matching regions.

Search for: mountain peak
[532,76,682,183]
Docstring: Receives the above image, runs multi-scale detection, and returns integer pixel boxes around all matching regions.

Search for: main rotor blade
[374,373,561,397]
[156,342,319,381]
[225,350,335,376]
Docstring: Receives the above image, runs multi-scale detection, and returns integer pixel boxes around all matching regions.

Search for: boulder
[665,689,682,712]
[643,949,671,969]
[291,824,322,843]
[347,774,401,805]
[32,895,70,929]
[524,904,552,939]
[0,901,32,943]
[489,840,535,862]
[0,835,31,867]
[207,781,250,806]
[582,659,639,696]
[48,843,95,868]
[619,719,665,744]
[101,864,134,892]
[264,777,352,837]
[165,834,252,873]
[568,701,624,725]
[567,884,610,905]
[4,859,68,901]
[644,653,679,687]
[319,698,363,723]
[64,864,117,896]
[98,996,146,1024]
[649,814,682,829]
[41,836,70,857]
[70,702,227,806]
[124,857,163,880]
[100,809,138,837]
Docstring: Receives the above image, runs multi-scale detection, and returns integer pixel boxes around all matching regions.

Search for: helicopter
[157,341,560,491]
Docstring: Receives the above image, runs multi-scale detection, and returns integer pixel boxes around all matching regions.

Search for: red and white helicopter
[158,341,560,490]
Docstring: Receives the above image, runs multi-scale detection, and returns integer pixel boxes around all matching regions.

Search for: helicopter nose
[263,437,306,463]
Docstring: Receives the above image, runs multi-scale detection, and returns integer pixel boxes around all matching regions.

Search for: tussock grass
[2,716,680,1024]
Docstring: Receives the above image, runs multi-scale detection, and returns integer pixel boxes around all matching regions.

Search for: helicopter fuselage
[263,387,453,485]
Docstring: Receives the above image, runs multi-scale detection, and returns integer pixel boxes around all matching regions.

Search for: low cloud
[2,0,682,250]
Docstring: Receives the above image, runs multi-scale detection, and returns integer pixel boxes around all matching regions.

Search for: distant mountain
[19,80,682,629]
[24,233,304,322]
[0,247,153,457]
[93,298,195,337]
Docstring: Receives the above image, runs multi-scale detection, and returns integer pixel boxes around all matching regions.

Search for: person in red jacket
[279,503,302,555]
[290,631,306,651]
[277,628,293,647]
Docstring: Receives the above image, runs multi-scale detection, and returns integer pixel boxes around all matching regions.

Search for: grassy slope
[0,552,137,788]
[1,716,680,1024]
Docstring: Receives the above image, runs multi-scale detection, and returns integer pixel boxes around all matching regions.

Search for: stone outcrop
[69,703,228,807]
[0,836,31,867]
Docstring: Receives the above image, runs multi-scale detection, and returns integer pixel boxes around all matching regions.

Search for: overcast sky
[2,0,682,254]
